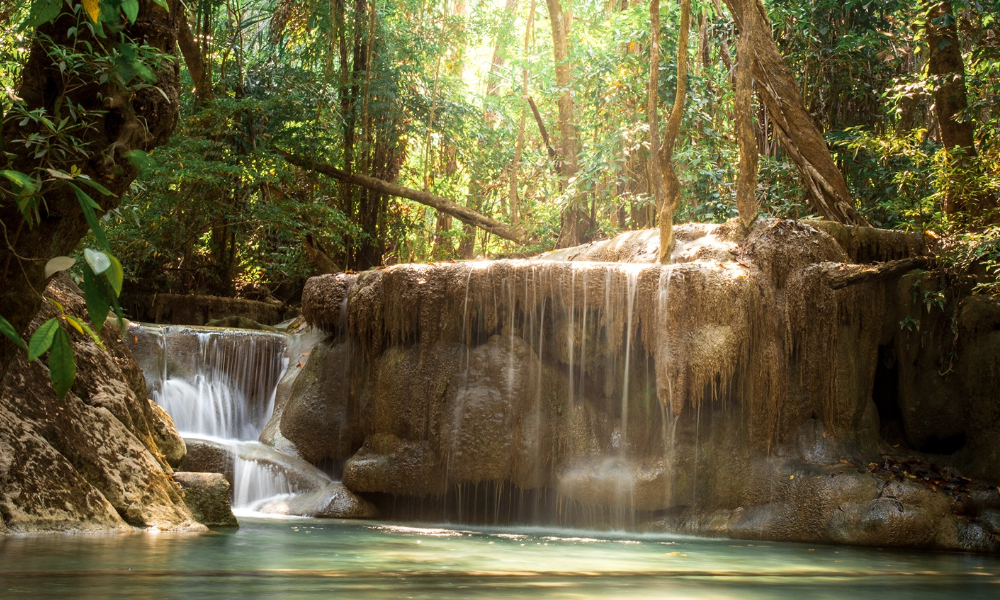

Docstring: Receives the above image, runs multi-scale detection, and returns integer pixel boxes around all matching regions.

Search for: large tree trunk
[546,0,592,248]
[0,2,184,383]
[509,0,538,227]
[925,0,989,218]
[722,0,869,227]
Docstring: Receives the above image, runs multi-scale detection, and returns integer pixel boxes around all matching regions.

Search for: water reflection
[1,519,997,599]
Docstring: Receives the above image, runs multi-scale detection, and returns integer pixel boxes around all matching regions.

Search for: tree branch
[276,149,530,245]
[525,96,558,162]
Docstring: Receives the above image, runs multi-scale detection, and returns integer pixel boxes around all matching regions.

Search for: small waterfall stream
[135,325,315,513]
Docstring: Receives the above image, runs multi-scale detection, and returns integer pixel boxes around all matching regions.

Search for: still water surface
[1,517,997,599]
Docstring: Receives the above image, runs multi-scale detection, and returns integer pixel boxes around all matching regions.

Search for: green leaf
[150,0,169,11]
[121,0,139,24]
[76,176,113,197]
[48,328,75,400]
[71,185,111,252]
[83,248,111,275]
[44,256,76,278]
[106,254,124,296]
[29,0,63,27]
[28,318,59,362]
[109,288,126,331]
[0,315,26,350]
[0,169,37,194]
[82,264,111,333]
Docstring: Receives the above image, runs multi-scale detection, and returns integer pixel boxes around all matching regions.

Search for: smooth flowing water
[1,518,997,599]
[135,324,319,511]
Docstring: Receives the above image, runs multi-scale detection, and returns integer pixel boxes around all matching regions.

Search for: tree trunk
[647,0,666,237]
[510,0,537,226]
[546,0,592,248]
[0,2,184,383]
[722,0,869,227]
[654,0,691,263]
[925,0,988,217]
[178,12,214,104]
[734,10,759,231]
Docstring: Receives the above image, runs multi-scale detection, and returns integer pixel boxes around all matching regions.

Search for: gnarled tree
[0,2,184,383]
[722,0,869,227]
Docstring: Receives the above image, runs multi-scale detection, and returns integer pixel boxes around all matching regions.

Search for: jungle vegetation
[1,0,998,390]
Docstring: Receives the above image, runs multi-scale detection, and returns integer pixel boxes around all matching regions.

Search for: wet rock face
[182,439,237,485]
[279,340,358,463]
[301,273,357,334]
[173,472,238,527]
[0,277,204,533]
[293,219,1000,552]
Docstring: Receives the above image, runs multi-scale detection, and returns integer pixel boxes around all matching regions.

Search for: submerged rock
[173,472,239,527]
[0,277,205,533]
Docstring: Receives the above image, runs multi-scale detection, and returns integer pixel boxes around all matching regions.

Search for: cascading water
[135,325,311,512]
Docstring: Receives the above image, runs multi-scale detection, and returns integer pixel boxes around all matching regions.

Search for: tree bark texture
[646,0,665,235]
[0,2,184,383]
[722,0,870,227]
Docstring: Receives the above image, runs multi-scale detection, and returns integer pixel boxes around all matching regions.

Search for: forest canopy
[2,0,999,304]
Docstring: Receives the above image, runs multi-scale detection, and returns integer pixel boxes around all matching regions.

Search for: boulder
[0,277,204,533]
[279,220,1000,551]
[149,400,186,467]
[173,472,239,527]
[121,292,287,326]
[182,438,236,485]
[277,340,358,462]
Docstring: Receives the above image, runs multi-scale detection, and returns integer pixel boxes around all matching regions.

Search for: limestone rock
[182,438,236,485]
[0,277,204,533]
[278,341,358,462]
[256,482,378,519]
[205,316,277,331]
[277,219,1000,552]
[149,400,186,468]
[173,472,239,527]
[302,273,358,333]
[121,292,287,326]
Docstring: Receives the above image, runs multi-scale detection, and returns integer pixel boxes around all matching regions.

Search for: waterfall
[133,325,312,512]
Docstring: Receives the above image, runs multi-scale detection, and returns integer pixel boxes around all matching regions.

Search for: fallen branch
[276,149,529,245]
[816,257,932,290]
